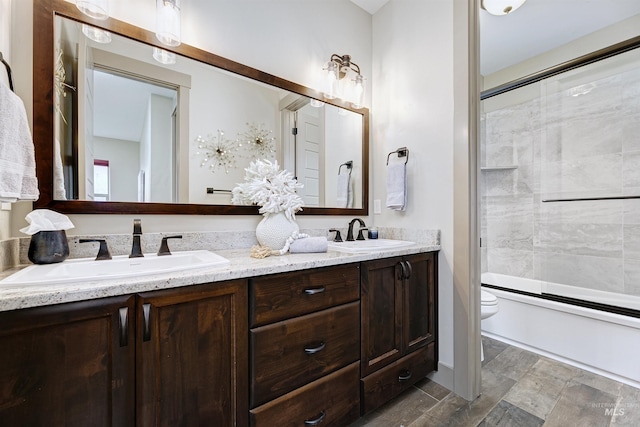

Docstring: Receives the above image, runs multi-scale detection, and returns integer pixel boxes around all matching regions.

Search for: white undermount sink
[327,239,415,253]
[0,250,230,286]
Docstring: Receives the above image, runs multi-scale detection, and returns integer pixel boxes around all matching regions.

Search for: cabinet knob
[304,287,326,295]
[304,410,326,426]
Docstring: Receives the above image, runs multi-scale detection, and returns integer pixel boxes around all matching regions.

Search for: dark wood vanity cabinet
[360,252,438,414]
[249,264,362,426]
[0,295,136,426]
[0,251,438,426]
[136,279,249,427]
[0,280,248,427]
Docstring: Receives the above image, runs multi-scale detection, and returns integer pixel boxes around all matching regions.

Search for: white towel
[386,161,406,211]
[0,81,39,202]
[53,138,66,200]
[336,171,351,208]
[289,236,328,253]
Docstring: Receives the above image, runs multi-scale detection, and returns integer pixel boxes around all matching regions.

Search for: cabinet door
[361,257,403,376]
[403,252,437,354]
[137,280,248,427]
[0,295,135,427]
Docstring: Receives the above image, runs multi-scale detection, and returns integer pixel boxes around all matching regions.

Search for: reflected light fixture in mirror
[75,0,109,20]
[82,24,112,44]
[156,0,181,47]
[153,47,177,64]
[481,0,527,15]
[322,54,365,108]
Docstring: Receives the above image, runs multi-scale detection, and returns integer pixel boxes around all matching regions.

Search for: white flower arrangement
[232,159,304,220]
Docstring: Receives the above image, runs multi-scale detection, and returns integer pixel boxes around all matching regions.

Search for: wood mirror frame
[32,0,369,215]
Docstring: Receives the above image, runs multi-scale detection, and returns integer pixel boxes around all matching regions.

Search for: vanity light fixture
[322,54,366,108]
[153,47,177,65]
[75,0,109,20]
[481,0,527,15]
[81,24,112,44]
[156,0,181,47]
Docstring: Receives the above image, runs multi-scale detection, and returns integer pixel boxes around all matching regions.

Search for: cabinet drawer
[251,302,360,407]
[250,362,360,427]
[361,342,436,415]
[250,264,360,327]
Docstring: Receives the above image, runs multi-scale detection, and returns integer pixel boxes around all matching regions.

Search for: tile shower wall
[481,48,640,299]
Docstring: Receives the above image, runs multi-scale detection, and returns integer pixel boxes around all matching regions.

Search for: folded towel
[386,160,406,211]
[336,171,351,208]
[0,81,39,202]
[289,236,328,253]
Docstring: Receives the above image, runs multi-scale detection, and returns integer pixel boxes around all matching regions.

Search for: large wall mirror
[33,0,369,215]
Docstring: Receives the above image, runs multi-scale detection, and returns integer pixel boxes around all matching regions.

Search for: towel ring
[338,160,353,176]
[386,147,409,165]
[0,51,15,92]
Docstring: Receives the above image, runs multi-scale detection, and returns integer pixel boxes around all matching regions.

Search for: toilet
[480,288,499,361]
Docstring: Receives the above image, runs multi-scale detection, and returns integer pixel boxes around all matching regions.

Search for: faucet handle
[356,228,368,241]
[157,235,183,256]
[79,239,112,261]
[329,229,343,242]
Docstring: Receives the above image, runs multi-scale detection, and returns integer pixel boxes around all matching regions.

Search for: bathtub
[481,273,640,388]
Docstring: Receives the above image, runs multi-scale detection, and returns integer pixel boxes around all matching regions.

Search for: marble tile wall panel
[0,239,19,272]
[539,152,623,197]
[623,150,640,188]
[534,252,624,293]
[487,248,534,279]
[533,223,623,258]
[486,222,533,251]
[623,224,640,259]
[623,199,640,224]
[623,259,640,296]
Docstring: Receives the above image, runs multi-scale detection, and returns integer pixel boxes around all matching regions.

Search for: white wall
[94,136,140,202]
[371,0,455,380]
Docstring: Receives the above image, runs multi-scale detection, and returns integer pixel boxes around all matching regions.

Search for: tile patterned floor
[351,336,640,426]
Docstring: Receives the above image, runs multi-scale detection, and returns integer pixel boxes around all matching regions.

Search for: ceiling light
[156,0,181,47]
[76,0,109,20]
[82,24,112,44]
[322,54,366,108]
[481,0,527,16]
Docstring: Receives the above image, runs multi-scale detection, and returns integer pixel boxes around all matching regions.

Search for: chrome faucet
[346,218,367,241]
[129,219,144,258]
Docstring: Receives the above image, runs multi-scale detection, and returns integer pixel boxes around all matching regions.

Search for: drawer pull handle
[304,287,326,295]
[142,303,151,341]
[118,307,129,347]
[304,410,326,426]
[304,341,326,355]
[405,260,413,279]
[398,370,412,382]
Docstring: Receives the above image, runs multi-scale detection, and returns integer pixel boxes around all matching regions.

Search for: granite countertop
[0,243,440,312]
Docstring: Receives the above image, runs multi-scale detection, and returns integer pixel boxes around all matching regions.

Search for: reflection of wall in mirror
[324,106,362,208]
[188,63,280,205]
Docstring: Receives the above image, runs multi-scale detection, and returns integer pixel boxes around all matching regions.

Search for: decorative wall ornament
[196,129,239,174]
[237,122,276,159]
[54,49,76,125]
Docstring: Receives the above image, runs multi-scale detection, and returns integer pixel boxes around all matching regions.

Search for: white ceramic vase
[255,211,299,250]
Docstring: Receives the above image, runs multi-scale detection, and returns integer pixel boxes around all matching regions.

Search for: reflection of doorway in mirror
[295,106,325,207]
